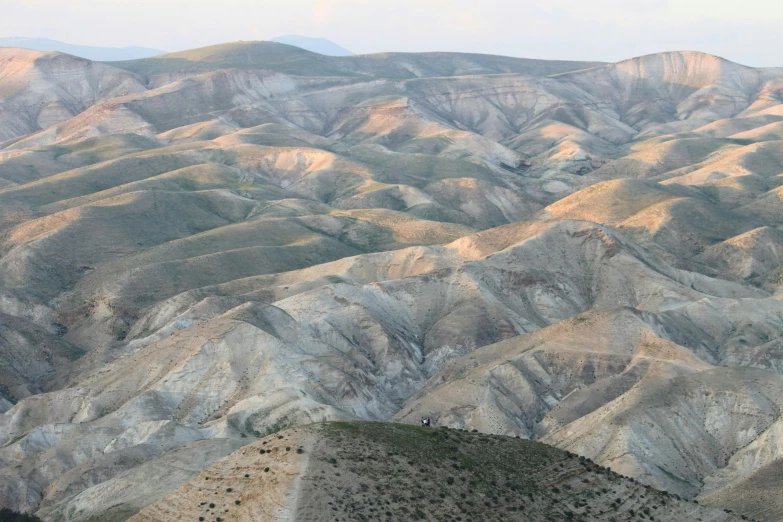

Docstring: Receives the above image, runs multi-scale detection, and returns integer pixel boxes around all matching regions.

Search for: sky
[1,0,782,66]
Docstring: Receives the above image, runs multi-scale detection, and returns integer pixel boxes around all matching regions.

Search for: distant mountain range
[270,35,353,56]
[0,35,354,61]
[0,37,166,61]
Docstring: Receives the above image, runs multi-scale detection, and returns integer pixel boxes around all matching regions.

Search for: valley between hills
[1,40,783,521]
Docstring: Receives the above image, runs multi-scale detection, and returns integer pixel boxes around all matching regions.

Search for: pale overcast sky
[1,0,781,66]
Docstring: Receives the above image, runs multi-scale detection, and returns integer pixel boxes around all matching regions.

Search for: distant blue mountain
[0,37,166,61]
[270,36,353,56]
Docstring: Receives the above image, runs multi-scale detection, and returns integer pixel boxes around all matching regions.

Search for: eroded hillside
[1,42,783,521]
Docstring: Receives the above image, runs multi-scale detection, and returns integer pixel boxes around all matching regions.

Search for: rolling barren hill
[1,42,783,521]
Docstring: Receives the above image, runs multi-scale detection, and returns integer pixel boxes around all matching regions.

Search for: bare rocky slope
[0,48,146,143]
[1,42,783,521]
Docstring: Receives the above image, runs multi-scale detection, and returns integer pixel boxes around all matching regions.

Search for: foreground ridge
[133,422,745,522]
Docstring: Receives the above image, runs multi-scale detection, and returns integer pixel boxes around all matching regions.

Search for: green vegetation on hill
[300,422,743,521]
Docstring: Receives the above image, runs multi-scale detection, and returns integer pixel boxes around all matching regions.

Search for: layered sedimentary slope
[2,43,783,521]
[0,48,146,142]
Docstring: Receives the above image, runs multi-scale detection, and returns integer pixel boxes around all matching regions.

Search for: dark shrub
[0,509,43,522]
